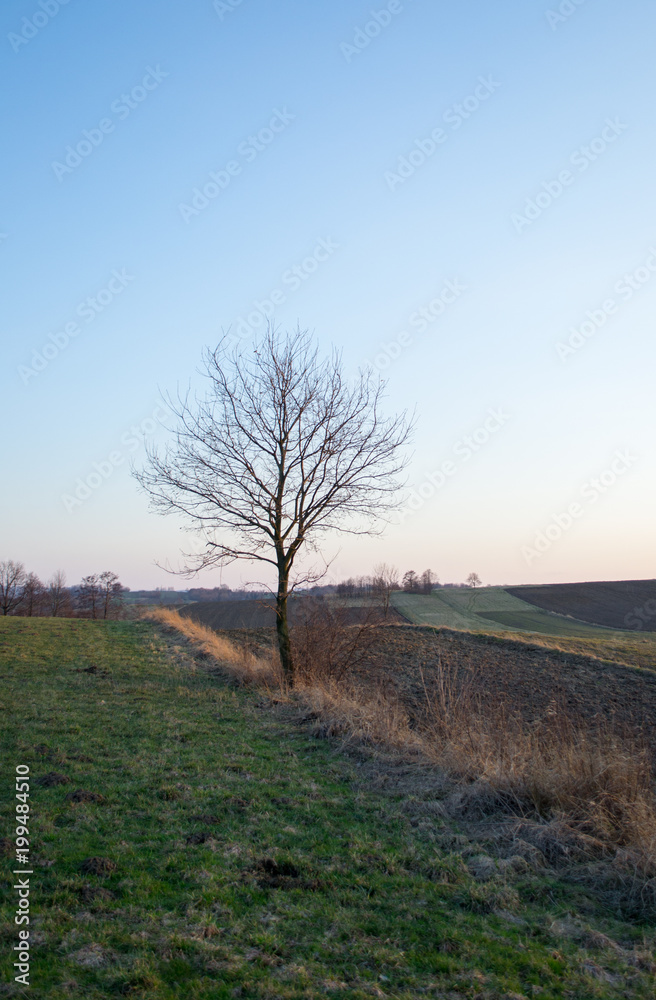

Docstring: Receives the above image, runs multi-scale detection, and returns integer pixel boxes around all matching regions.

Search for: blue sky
[1,0,655,590]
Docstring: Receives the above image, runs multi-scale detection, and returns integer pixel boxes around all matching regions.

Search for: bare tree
[98,571,124,619]
[420,569,438,595]
[372,562,399,617]
[20,573,44,616]
[466,572,482,588]
[48,571,70,617]
[0,561,26,616]
[336,577,356,599]
[135,326,411,685]
[78,574,101,619]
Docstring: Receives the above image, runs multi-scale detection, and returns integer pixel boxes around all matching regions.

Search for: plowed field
[507,580,656,631]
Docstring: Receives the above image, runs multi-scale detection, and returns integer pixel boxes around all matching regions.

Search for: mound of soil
[78,885,115,904]
[80,856,117,876]
[35,771,70,787]
[66,789,105,804]
[186,832,211,845]
[248,857,322,891]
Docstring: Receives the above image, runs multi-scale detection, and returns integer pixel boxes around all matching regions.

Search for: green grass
[394,587,631,637]
[1,618,654,998]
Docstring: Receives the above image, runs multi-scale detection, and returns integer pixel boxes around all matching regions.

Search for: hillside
[2,618,655,997]
[506,580,656,631]
[392,586,624,638]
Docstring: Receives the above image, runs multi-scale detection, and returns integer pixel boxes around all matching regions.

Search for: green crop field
[392,587,629,639]
[2,618,655,998]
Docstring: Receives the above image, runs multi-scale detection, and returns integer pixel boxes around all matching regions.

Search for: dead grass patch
[145,607,280,688]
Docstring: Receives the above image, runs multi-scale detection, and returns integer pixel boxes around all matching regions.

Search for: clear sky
[2,0,655,591]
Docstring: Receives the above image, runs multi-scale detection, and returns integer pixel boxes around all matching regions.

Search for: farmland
[391,586,629,638]
[188,621,656,756]
[389,585,656,673]
[507,580,656,631]
[180,598,405,631]
[181,587,622,638]
[351,626,656,750]
[181,587,656,672]
[2,617,656,998]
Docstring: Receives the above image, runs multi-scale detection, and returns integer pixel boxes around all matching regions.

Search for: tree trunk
[275,574,294,687]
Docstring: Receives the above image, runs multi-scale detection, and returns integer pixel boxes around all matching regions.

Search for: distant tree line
[335,568,482,597]
[399,570,437,594]
[335,564,397,599]
[335,566,439,598]
[186,586,272,603]
[0,561,125,619]
[335,577,380,598]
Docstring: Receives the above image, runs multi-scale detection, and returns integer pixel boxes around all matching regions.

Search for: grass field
[2,618,656,998]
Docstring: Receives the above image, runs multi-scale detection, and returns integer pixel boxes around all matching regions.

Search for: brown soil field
[180,598,405,629]
[357,628,656,747]
[507,579,656,631]
[211,623,656,757]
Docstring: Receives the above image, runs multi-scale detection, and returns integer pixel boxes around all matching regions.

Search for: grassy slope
[393,587,627,637]
[1,620,654,999]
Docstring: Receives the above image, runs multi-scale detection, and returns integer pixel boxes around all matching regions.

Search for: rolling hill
[506,579,656,631]
[391,586,624,638]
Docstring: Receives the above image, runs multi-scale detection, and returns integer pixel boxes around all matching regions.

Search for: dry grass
[415,657,656,913]
[145,607,281,687]
[291,597,384,684]
[293,676,421,750]
[152,607,656,916]
[417,658,656,833]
